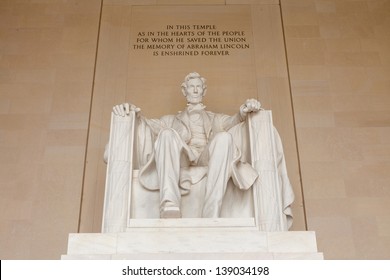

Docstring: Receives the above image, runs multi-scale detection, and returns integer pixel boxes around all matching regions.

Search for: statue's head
[181,72,207,104]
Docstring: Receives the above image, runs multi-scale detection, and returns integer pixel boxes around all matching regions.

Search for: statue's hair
[181,72,207,89]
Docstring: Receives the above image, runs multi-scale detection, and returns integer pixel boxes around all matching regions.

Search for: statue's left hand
[240,99,261,118]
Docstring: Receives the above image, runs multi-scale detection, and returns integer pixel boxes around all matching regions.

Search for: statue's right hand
[112,103,141,117]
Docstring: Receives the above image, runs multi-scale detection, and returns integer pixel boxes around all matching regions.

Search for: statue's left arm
[219,99,262,131]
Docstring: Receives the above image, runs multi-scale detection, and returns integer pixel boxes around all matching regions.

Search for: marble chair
[102,110,294,233]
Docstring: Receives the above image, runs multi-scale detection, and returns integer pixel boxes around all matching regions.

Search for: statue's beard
[186,95,203,104]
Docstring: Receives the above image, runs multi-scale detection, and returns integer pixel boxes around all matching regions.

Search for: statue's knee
[158,128,176,140]
[212,132,233,146]
[156,129,179,149]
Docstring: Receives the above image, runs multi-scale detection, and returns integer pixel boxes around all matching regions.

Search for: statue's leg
[202,132,234,218]
[154,128,186,218]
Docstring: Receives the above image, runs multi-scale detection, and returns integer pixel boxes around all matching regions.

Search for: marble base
[62,219,323,260]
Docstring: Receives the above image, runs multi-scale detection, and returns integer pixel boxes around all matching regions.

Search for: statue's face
[183,78,205,104]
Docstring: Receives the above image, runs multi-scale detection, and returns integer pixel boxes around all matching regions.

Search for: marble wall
[0,0,389,259]
[282,0,390,259]
[0,0,101,259]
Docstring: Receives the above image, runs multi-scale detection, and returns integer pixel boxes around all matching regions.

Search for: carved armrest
[248,110,293,231]
[102,112,136,233]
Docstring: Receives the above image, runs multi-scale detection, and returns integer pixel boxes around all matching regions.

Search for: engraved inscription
[131,24,249,56]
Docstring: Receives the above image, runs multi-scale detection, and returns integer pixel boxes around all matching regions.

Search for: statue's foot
[160,206,181,219]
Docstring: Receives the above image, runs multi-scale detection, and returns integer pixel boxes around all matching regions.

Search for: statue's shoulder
[175,110,187,118]
[205,110,216,117]
[160,115,175,123]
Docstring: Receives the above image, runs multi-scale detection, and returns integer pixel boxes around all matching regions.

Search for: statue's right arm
[104,103,170,163]
[112,103,168,134]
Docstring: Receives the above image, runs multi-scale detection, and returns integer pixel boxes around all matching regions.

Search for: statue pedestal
[62,219,323,260]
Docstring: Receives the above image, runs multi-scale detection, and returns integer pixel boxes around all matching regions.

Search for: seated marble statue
[113,72,261,219]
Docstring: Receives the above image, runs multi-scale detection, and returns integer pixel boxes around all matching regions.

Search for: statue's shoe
[160,206,181,219]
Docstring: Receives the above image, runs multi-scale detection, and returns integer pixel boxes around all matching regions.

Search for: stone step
[62,227,322,259]
[62,251,324,260]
